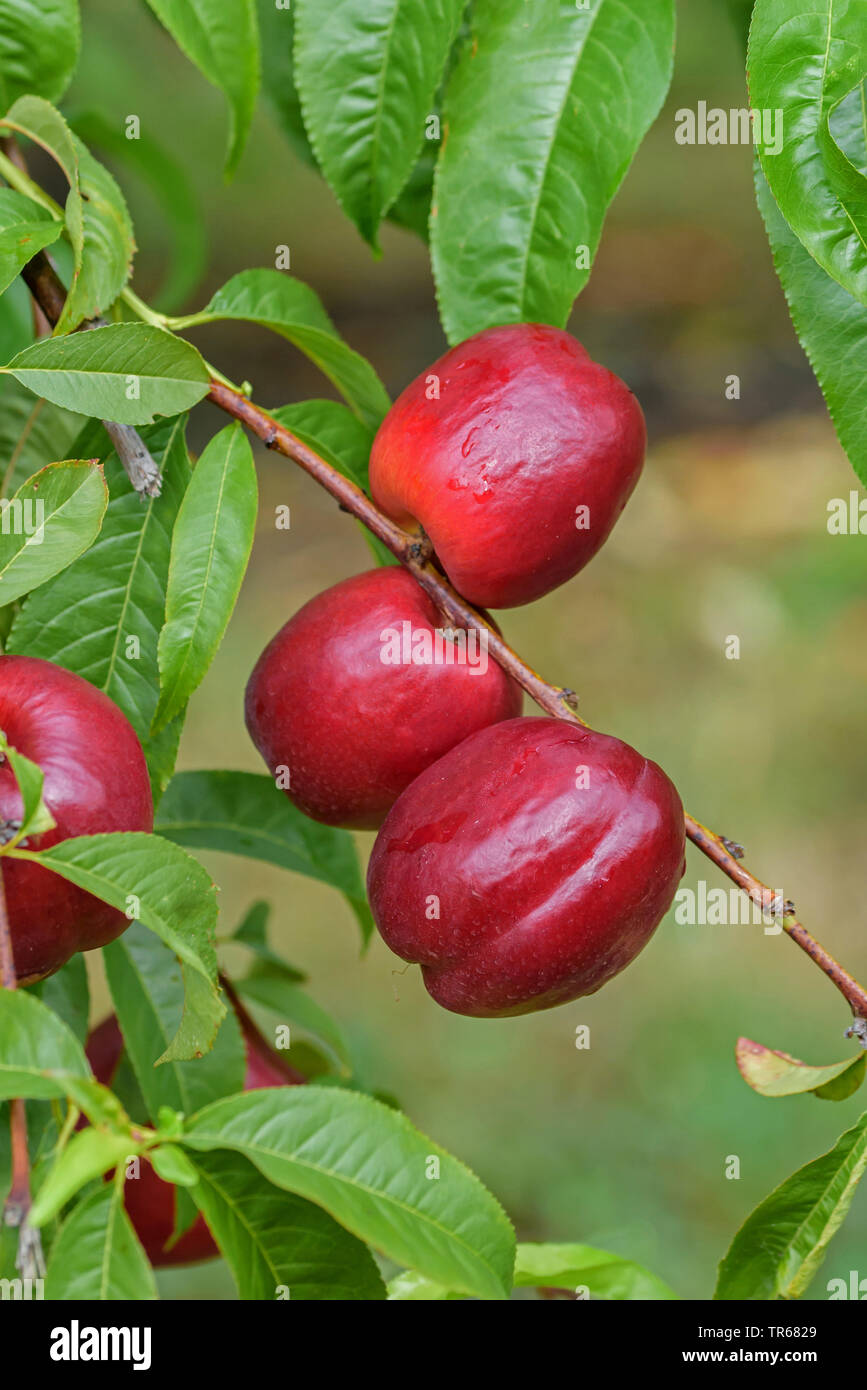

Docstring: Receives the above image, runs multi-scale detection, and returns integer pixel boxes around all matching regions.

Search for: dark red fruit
[0,655,153,985]
[367,717,685,1017]
[245,567,522,829]
[86,1007,304,1268]
[369,323,646,609]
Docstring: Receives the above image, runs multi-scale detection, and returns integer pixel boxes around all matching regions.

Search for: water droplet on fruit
[461,428,480,458]
[388,811,468,852]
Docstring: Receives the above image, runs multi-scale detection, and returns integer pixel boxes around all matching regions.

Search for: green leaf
[182,1086,515,1300]
[257,0,441,244]
[10,832,223,1062]
[0,987,121,1127]
[69,108,207,312]
[6,416,192,802]
[386,1269,462,1299]
[189,1149,386,1299]
[58,135,136,333]
[0,94,77,191]
[755,165,867,484]
[0,188,62,297]
[387,149,436,242]
[155,769,373,945]
[5,323,209,424]
[0,98,135,332]
[0,460,107,606]
[831,78,867,175]
[230,900,306,981]
[271,399,373,491]
[44,1183,158,1300]
[0,0,81,109]
[0,280,34,367]
[104,921,246,1121]
[184,269,390,429]
[513,1243,678,1300]
[144,0,260,177]
[32,955,89,1045]
[736,1036,866,1101]
[294,0,464,249]
[358,6,475,243]
[0,378,82,498]
[715,1112,867,1299]
[234,968,352,1076]
[29,1128,144,1228]
[432,0,676,343]
[0,986,89,1101]
[748,0,867,304]
[149,1143,199,1187]
[0,728,56,840]
[388,1241,678,1300]
[271,400,391,565]
[153,424,257,732]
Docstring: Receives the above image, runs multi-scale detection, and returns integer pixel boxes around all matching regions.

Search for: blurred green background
[66,0,867,1297]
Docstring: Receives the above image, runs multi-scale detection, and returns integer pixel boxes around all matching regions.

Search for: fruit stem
[15,249,867,1040]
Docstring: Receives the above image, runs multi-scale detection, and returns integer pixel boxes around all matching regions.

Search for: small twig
[101,421,162,498]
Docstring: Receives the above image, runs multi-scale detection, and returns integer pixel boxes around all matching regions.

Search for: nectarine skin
[367,717,685,1017]
[369,323,646,609]
[245,567,522,829]
[0,655,153,985]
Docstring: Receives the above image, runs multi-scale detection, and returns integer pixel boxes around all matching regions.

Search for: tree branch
[207,380,867,1033]
[13,257,867,1034]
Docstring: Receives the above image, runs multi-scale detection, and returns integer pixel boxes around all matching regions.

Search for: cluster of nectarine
[0,323,685,1263]
[248,324,686,1017]
[1,325,682,1014]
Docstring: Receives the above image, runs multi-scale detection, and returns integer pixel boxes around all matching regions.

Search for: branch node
[721,837,745,860]
[845,1017,867,1050]
[408,534,434,563]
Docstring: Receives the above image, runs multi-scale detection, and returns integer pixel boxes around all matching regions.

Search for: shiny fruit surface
[369,324,646,609]
[245,566,522,829]
[368,716,685,1017]
[0,655,153,984]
